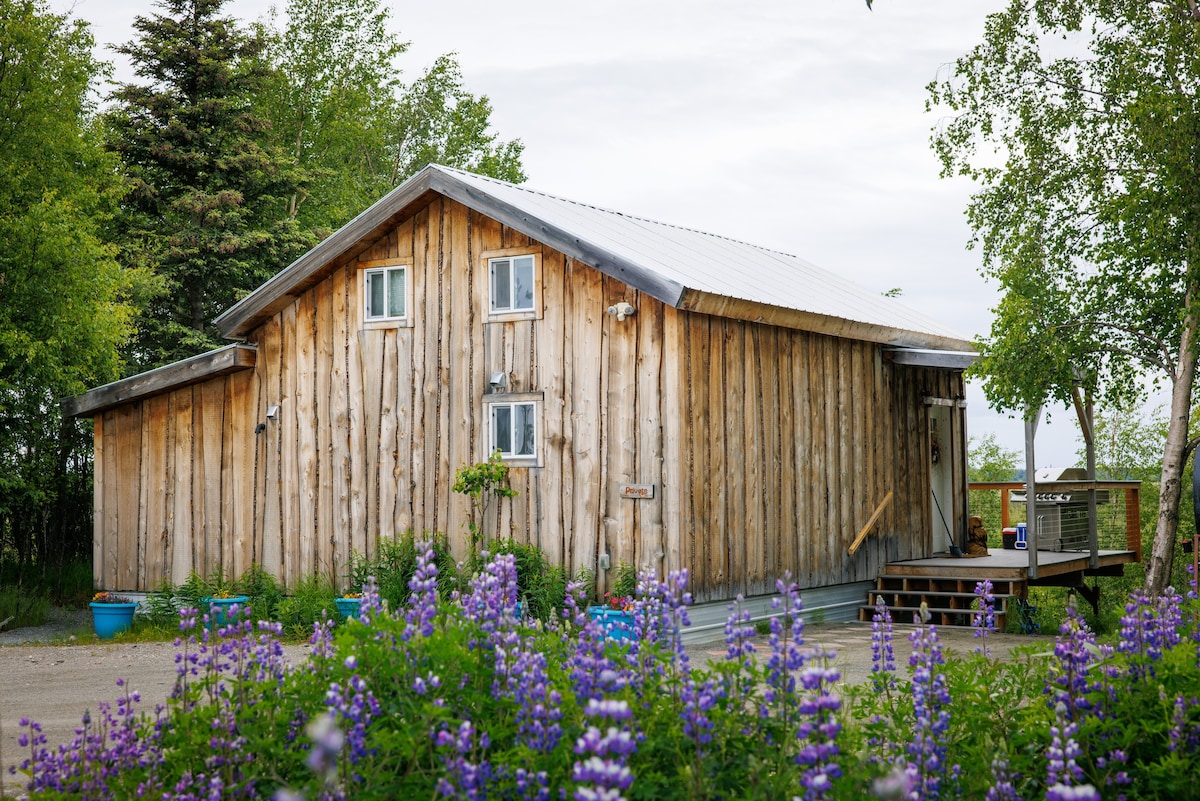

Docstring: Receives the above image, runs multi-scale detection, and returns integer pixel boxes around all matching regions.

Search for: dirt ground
[0,617,1046,798]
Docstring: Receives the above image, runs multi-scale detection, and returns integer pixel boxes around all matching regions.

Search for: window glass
[364,266,407,321]
[514,402,535,455]
[387,269,405,317]
[513,256,535,310]
[491,259,511,312]
[368,272,385,318]
[492,405,512,454]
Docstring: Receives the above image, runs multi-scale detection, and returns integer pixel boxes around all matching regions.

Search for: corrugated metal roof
[217,164,975,352]
[435,166,972,348]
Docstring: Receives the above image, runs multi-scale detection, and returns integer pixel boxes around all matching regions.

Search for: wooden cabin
[64,165,977,608]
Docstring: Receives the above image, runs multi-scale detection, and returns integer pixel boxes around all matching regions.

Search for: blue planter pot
[201,596,249,628]
[90,602,138,640]
[335,597,360,620]
[587,606,635,641]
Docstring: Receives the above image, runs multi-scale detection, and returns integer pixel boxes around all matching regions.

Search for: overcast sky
[69,0,1104,466]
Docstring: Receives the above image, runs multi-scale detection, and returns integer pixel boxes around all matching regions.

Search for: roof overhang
[883,347,979,369]
[61,344,257,418]
[682,291,978,352]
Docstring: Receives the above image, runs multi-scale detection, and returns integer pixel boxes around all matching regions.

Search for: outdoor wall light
[607,302,636,321]
[489,372,507,392]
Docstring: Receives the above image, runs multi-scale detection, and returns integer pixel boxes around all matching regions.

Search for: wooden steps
[859,573,1023,629]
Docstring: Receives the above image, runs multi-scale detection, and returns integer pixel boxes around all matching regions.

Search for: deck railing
[968,480,1142,562]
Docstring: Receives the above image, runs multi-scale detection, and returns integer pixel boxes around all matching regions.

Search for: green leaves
[0,0,143,570]
[932,0,1200,593]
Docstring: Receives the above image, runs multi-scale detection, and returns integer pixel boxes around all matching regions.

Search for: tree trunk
[1146,290,1200,596]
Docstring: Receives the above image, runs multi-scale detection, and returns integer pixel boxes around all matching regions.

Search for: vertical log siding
[92,197,965,599]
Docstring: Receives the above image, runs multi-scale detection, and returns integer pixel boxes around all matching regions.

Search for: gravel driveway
[0,615,1044,798]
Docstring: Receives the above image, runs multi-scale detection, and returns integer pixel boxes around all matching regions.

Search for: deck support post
[1072,383,1100,571]
[1025,407,1041,581]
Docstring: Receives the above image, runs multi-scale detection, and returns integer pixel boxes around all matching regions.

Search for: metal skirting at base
[680,581,874,644]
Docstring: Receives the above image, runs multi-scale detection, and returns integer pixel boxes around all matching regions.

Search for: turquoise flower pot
[90,602,138,640]
[201,596,248,628]
[335,597,360,620]
[587,605,635,641]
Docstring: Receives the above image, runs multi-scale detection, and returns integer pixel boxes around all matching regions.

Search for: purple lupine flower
[434,719,492,800]
[571,699,637,801]
[1167,695,1200,754]
[972,580,996,656]
[794,648,842,800]
[681,675,719,747]
[404,539,440,640]
[320,674,381,783]
[504,640,564,752]
[984,754,1021,801]
[906,606,955,800]
[357,575,386,623]
[1045,704,1098,801]
[871,596,897,693]
[760,575,806,730]
[1047,601,1109,723]
[306,712,345,784]
[722,594,758,707]
[459,552,520,650]
[724,594,757,666]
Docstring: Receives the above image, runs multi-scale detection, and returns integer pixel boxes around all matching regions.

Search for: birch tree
[930,1,1200,595]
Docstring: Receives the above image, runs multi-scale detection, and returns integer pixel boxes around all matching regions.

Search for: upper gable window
[489,254,537,317]
[363,264,409,323]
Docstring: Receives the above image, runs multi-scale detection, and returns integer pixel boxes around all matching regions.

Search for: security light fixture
[607,302,636,322]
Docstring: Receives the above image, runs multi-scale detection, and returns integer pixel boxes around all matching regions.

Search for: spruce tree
[106,0,313,369]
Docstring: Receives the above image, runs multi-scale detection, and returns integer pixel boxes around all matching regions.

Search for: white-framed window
[364,265,408,321]
[489,254,536,315]
[488,400,538,460]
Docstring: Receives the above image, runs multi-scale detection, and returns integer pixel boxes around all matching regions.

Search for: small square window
[489,255,536,314]
[364,266,407,321]
[489,400,538,460]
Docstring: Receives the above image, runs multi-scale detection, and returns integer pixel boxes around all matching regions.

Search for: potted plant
[89,592,139,639]
[200,590,249,628]
[587,591,636,641]
[335,592,361,620]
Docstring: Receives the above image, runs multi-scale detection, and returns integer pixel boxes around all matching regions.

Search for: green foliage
[22,576,1200,800]
[610,561,638,600]
[274,573,338,639]
[487,538,570,621]
[0,0,145,575]
[968,433,1023,533]
[104,0,315,369]
[453,451,518,555]
[346,532,458,610]
[256,0,525,236]
[0,585,51,630]
[930,0,1200,593]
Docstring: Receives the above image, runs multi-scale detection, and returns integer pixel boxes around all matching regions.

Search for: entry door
[929,405,954,553]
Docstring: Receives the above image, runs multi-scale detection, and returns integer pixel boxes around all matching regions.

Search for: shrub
[488,537,570,620]
[346,532,458,610]
[274,573,338,639]
[12,552,1199,800]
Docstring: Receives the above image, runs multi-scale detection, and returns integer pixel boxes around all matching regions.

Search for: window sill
[362,318,413,330]
[486,310,540,323]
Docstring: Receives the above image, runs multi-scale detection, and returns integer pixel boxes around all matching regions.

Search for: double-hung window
[489,400,538,461]
[364,265,408,322]
[489,255,536,315]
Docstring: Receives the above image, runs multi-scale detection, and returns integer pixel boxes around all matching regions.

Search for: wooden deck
[884,548,1137,582]
[861,548,1138,628]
